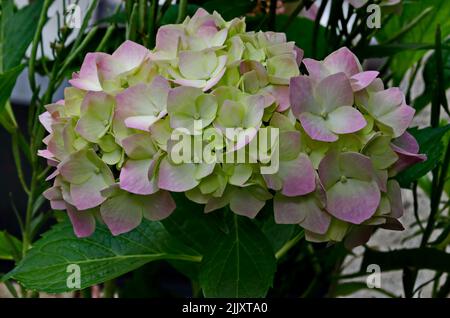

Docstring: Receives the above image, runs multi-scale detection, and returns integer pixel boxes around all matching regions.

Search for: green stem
[148,0,159,48]
[176,0,188,24]
[28,0,53,93]
[126,3,138,41]
[22,171,37,256]
[12,129,30,195]
[312,0,328,58]
[57,26,99,81]
[275,231,304,260]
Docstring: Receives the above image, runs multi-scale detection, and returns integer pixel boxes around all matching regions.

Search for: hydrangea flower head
[39,9,424,247]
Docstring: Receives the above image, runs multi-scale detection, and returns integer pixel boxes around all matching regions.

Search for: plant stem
[312,0,328,58]
[275,231,304,260]
[126,3,138,41]
[28,0,53,93]
[176,0,188,24]
[148,0,159,49]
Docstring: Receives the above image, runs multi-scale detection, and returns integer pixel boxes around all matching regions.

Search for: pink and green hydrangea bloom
[39,8,424,246]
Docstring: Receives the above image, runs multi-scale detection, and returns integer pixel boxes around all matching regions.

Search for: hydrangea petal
[323,47,362,76]
[66,204,96,238]
[100,190,143,236]
[327,179,380,224]
[274,192,331,234]
[350,71,379,91]
[326,106,366,134]
[112,40,149,72]
[316,73,354,113]
[278,153,316,197]
[120,159,158,195]
[70,173,111,210]
[158,157,199,192]
[298,112,337,142]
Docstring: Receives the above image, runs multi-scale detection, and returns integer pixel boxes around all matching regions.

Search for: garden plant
[0,0,449,299]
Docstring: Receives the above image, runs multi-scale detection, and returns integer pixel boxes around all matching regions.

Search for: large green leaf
[202,0,256,20]
[1,0,44,70]
[276,15,328,58]
[0,64,25,112]
[0,231,21,261]
[396,125,450,188]
[414,39,450,112]
[376,0,450,84]
[255,201,297,253]
[199,214,276,298]
[4,221,200,293]
[162,193,226,254]
[162,193,226,281]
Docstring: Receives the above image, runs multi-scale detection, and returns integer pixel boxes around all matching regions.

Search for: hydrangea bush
[39,8,425,244]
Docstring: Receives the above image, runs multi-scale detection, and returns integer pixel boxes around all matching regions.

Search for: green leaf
[0,231,21,261]
[162,193,226,254]
[199,214,276,298]
[255,201,297,253]
[202,0,256,20]
[357,43,436,59]
[414,39,450,113]
[1,0,44,70]
[396,125,450,188]
[276,15,328,58]
[0,64,25,113]
[4,221,200,293]
[159,4,200,25]
[375,0,450,84]
[361,248,450,273]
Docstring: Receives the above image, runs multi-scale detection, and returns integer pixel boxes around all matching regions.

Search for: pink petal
[302,58,329,82]
[392,131,419,154]
[289,75,315,116]
[229,189,266,218]
[323,47,362,77]
[120,159,159,195]
[66,204,96,238]
[157,158,199,192]
[350,71,379,91]
[141,191,176,221]
[316,73,354,112]
[326,106,367,134]
[279,153,316,197]
[112,40,149,72]
[68,53,105,91]
[274,193,331,234]
[39,112,53,133]
[299,112,338,142]
[100,195,143,236]
[70,174,110,210]
[326,179,380,224]
[379,103,415,138]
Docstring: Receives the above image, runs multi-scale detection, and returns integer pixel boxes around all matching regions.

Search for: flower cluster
[40,8,424,244]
